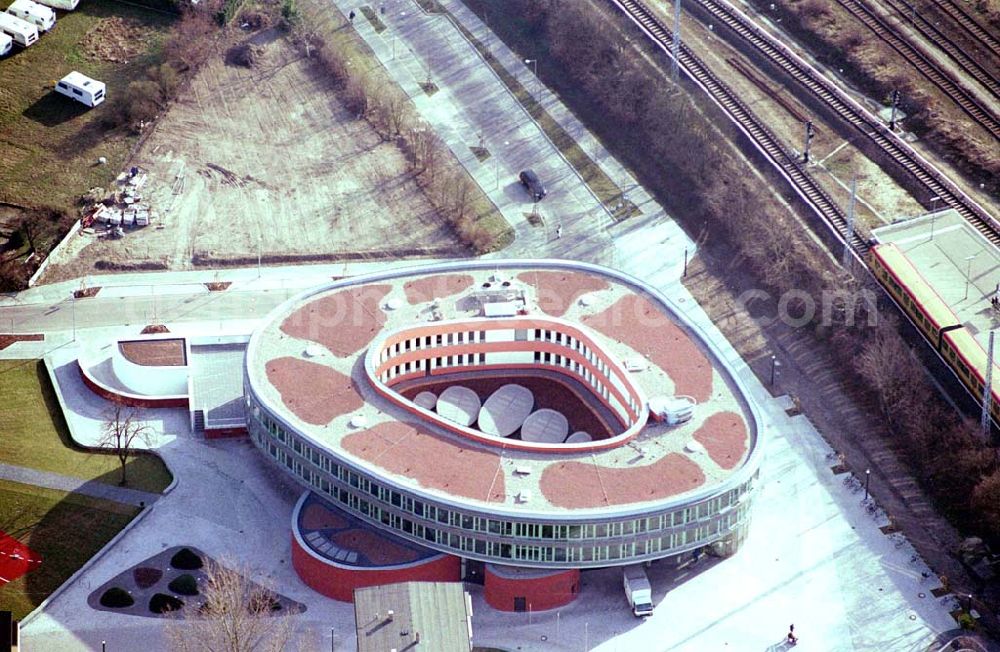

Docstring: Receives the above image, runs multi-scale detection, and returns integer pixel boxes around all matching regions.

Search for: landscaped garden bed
[87,546,304,618]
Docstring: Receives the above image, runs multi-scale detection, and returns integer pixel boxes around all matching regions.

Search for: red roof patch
[280,284,391,357]
[404,274,474,305]
[693,412,748,470]
[540,453,705,509]
[342,422,505,503]
[583,294,713,402]
[266,357,363,425]
[518,271,609,317]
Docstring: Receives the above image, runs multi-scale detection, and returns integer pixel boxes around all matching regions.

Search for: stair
[192,409,205,433]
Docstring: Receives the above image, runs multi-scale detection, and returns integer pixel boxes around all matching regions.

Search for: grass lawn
[0,0,174,218]
[0,360,172,494]
[0,479,139,619]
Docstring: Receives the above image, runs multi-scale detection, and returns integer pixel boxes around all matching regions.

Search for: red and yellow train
[869,243,1000,425]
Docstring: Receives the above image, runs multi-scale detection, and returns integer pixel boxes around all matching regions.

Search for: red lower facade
[484,565,581,612]
[204,426,248,439]
[290,533,461,602]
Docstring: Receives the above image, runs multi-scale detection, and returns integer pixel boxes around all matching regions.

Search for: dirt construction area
[43,31,464,281]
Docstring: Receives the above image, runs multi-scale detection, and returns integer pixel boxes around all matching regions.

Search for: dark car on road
[519,169,547,201]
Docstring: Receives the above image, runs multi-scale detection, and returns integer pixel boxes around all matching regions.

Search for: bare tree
[381,92,408,139]
[163,9,218,73]
[449,172,476,224]
[410,128,442,180]
[99,398,151,487]
[853,326,913,420]
[166,559,301,652]
[344,73,370,117]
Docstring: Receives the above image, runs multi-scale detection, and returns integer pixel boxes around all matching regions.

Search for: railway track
[929,0,1000,61]
[608,0,1000,252]
[878,0,1000,105]
[834,0,1000,140]
[609,0,868,256]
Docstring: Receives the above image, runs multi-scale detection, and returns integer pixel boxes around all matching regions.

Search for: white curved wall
[112,344,188,396]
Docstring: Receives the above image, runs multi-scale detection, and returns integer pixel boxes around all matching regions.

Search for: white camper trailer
[0,12,37,46]
[32,0,77,10]
[0,32,11,55]
[6,0,53,32]
[55,71,105,107]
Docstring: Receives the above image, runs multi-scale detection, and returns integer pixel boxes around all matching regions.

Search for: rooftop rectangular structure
[872,209,1000,353]
[353,581,472,652]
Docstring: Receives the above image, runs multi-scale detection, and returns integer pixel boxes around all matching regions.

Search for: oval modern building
[244,261,764,610]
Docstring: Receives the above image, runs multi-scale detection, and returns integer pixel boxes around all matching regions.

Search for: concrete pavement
[0,462,160,508]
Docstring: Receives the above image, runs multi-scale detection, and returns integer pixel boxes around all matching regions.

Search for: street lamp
[964,254,978,300]
[769,355,780,386]
[524,58,538,77]
[864,468,871,500]
[494,140,509,190]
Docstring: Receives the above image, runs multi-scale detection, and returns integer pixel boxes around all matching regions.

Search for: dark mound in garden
[170,548,203,570]
[168,573,199,596]
[99,587,134,608]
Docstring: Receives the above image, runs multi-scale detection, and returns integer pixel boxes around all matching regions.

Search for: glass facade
[246,387,759,568]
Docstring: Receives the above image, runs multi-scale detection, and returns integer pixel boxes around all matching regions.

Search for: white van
[55,71,105,107]
[32,0,77,10]
[0,12,37,46]
[0,32,11,56]
[6,0,54,32]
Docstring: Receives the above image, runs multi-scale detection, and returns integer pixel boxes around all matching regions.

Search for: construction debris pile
[82,167,159,238]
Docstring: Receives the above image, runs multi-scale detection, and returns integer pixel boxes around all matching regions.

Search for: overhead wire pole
[982,330,994,438]
[671,0,681,83]
[888,89,901,131]
[843,176,857,266]
[802,120,815,163]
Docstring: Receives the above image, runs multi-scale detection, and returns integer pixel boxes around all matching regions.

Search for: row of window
[377,326,639,421]
[270,430,749,564]
[249,396,757,564]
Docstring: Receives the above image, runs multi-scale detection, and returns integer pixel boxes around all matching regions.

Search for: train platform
[872,209,1000,352]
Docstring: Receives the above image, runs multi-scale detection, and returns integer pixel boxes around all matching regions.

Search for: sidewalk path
[0,462,160,507]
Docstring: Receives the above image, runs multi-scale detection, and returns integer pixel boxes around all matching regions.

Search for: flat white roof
[872,209,1000,352]
[61,70,103,88]
[521,408,569,443]
[478,384,533,437]
[436,385,480,427]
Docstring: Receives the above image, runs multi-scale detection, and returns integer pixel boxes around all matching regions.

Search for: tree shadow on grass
[32,360,173,493]
[1,480,139,619]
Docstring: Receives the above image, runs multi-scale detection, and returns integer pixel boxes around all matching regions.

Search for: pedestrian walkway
[0,462,160,507]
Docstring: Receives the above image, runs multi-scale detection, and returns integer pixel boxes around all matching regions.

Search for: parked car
[518,169,547,201]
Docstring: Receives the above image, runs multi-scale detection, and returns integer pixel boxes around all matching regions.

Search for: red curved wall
[290,533,461,602]
[484,566,580,612]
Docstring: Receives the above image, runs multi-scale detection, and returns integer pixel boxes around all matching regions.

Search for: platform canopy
[478,384,534,437]
[436,386,481,426]
[521,409,569,443]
